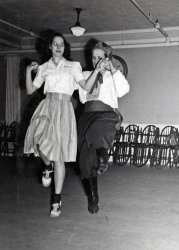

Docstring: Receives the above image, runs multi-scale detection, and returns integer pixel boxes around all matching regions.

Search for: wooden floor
[1,156,179,250]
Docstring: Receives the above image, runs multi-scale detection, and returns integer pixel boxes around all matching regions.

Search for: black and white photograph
[0,1,179,249]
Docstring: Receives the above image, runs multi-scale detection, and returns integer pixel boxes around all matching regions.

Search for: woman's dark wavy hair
[36,30,71,62]
[48,32,70,59]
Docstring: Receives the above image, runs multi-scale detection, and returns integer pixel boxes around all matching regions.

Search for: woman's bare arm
[26,62,39,95]
[78,59,105,93]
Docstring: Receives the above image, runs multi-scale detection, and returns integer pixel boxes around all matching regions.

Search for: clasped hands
[95,58,116,74]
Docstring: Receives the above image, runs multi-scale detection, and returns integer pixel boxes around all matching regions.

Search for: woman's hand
[95,58,106,72]
[27,61,39,72]
[104,58,117,74]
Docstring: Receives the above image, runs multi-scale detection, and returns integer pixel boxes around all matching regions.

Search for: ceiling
[0,0,179,50]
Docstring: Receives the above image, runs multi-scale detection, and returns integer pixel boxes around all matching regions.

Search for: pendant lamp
[71,8,85,37]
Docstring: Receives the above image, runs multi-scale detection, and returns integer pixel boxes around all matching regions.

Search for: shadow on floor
[1,156,179,250]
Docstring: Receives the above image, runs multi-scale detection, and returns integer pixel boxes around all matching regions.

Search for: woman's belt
[84,101,113,112]
[46,92,71,101]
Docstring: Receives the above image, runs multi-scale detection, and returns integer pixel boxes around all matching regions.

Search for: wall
[117,46,179,125]
[71,45,179,126]
[0,57,6,121]
[1,44,179,126]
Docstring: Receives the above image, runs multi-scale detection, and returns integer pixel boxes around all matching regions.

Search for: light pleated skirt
[24,93,77,162]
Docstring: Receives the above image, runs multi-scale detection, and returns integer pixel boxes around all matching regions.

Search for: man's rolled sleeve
[113,70,130,98]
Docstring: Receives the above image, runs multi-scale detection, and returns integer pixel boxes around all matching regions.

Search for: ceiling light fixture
[71,8,85,37]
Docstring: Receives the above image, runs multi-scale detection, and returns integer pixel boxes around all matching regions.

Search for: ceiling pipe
[129,0,169,40]
[0,18,45,41]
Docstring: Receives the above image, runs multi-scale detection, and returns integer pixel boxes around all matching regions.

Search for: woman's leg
[37,145,51,166]
[53,161,65,194]
[37,146,53,187]
[50,161,65,218]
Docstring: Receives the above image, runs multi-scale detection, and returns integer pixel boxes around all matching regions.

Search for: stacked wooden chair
[111,124,179,168]
[0,121,19,157]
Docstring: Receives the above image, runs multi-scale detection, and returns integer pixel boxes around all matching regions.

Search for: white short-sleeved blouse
[33,57,85,95]
[79,70,130,109]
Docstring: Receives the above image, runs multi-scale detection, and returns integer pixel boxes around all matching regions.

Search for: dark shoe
[82,177,99,214]
[97,156,109,175]
[82,178,94,213]
[89,176,99,213]
[90,195,99,214]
